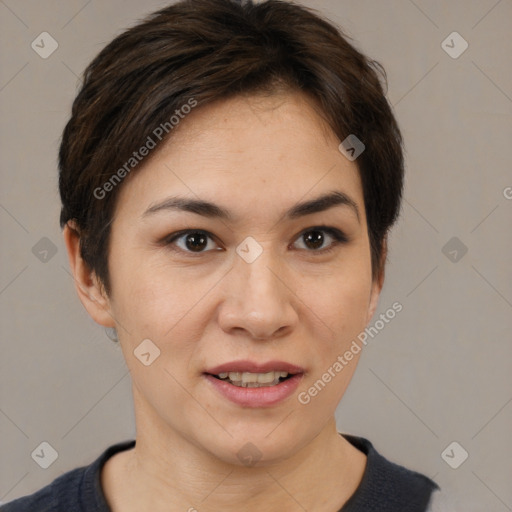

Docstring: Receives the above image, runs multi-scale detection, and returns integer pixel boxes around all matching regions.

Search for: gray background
[1,0,511,510]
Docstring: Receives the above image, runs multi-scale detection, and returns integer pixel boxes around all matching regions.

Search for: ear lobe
[63,221,115,328]
[366,237,387,323]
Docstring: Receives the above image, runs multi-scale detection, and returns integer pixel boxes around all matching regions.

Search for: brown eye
[183,232,209,252]
[303,230,326,250]
[293,226,348,253]
[165,230,219,253]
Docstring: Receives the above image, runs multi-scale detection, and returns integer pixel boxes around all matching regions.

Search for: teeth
[216,370,290,387]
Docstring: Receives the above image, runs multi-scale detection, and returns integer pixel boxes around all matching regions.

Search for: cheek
[310,284,371,377]
[297,275,372,410]
[301,260,373,348]
[336,276,373,334]
[110,266,205,408]
[107,251,203,337]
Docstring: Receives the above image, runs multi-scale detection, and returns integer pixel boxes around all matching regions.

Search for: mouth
[203,360,305,406]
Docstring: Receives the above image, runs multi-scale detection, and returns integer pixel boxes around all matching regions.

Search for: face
[77,91,383,466]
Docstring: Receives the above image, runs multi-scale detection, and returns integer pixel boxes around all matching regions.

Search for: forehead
[113,91,365,224]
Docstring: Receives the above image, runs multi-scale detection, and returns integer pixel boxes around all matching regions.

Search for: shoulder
[341,435,439,512]
[1,440,135,512]
[0,466,86,512]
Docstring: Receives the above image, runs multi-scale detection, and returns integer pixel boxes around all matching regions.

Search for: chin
[197,424,309,468]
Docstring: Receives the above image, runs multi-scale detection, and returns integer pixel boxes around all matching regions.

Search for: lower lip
[203,373,303,408]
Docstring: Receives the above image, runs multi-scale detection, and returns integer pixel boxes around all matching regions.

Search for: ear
[63,221,115,328]
[366,237,387,323]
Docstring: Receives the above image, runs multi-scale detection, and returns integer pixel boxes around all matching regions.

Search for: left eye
[292,227,347,252]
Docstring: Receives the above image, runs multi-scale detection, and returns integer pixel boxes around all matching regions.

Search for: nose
[217,244,298,341]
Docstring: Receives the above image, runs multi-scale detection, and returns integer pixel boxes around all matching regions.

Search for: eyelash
[161,226,349,256]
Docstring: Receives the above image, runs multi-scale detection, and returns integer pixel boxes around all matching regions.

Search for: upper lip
[205,360,304,375]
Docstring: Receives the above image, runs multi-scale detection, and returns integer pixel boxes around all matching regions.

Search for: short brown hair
[59,0,404,295]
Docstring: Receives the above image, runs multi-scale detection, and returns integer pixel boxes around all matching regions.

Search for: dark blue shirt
[1,435,439,511]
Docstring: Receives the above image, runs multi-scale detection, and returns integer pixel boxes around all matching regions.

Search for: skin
[64,91,386,512]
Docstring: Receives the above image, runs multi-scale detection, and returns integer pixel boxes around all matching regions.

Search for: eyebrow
[142,190,360,223]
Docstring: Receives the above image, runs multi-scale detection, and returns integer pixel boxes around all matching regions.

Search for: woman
[3,0,446,510]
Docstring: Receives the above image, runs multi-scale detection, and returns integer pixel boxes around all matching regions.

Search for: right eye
[163,229,222,254]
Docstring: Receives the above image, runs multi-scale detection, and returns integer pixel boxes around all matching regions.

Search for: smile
[203,361,305,407]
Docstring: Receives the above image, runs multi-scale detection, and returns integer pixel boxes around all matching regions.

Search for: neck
[103,386,366,512]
